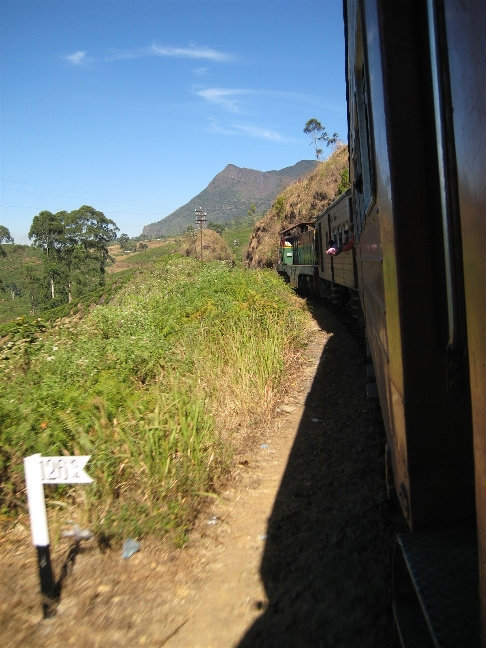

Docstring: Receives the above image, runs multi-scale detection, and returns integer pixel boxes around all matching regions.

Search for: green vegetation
[218,204,264,262]
[28,205,118,307]
[338,167,351,195]
[178,205,262,264]
[274,195,286,221]
[126,240,179,260]
[0,256,311,543]
[0,226,14,255]
[118,232,137,252]
[0,268,135,337]
[221,224,253,261]
[0,206,120,323]
[0,245,44,322]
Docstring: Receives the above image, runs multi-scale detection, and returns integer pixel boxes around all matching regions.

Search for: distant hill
[142,160,318,238]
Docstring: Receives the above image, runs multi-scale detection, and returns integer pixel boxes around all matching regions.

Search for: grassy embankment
[0,254,311,545]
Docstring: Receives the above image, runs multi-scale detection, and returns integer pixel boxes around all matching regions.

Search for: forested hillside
[0,206,119,324]
[0,221,248,327]
[0,245,43,321]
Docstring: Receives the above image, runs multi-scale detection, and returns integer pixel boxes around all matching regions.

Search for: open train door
[436,2,486,641]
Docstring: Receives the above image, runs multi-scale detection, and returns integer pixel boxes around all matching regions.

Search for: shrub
[0,257,311,541]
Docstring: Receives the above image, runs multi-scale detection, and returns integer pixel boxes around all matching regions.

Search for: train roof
[279,222,315,236]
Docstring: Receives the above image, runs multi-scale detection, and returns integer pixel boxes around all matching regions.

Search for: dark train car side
[276,190,357,302]
[344,1,486,645]
[314,190,357,301]
[276,222,317,291]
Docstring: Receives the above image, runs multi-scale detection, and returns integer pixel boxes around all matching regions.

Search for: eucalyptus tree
[70,205,119,283]
[22,262,43,313]
[29,206,119,305]
[0,225,14,257]
[29,210,65,299]
[58,210,86,303]
[0,225,14,244]
[118,233,131,251]
[303,119,339,160]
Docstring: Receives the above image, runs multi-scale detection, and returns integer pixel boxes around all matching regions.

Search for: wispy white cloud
[193,67,209,76]
[206,119,238,136]
[64,51,89,65]
[196,88,253,113]
[231,123,285,142]
[104,49,138,62]
[105,44,232,63]
[63,43,232,65]
[148,44,232,62]
[207,118,289,142]
[196,86,317,115]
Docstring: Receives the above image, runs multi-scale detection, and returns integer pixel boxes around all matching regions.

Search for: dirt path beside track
[2,304,398,648]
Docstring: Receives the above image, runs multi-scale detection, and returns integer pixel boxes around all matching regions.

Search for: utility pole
[194,207,207,261]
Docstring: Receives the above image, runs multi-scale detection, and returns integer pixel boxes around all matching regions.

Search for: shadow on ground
[238,304,399,648]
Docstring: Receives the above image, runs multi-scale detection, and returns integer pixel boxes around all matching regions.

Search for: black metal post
[36,545,57,618]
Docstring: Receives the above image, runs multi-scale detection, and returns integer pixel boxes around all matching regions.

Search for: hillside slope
[142,160,317,238]
[245,145,349,268]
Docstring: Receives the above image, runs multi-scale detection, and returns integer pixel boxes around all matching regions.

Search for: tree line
[1,206,119,313]
[28,205,119,305]
[0,225,14,254]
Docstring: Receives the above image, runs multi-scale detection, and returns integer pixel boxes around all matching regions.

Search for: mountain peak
[142,160,318,237]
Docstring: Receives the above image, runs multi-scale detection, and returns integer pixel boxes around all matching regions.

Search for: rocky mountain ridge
[142,160,318,238]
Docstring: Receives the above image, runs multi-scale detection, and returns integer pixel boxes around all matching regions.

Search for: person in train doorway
[326,238,341,256]
[342,229,355,252]
[327,230,355,256]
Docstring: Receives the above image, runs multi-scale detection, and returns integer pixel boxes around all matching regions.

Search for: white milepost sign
[23,453,93,618]
[40,455,93,484]
[24,454,93,546]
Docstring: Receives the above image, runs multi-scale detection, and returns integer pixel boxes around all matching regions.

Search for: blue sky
[1,0,347,244]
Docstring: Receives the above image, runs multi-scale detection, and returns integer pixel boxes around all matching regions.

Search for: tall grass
[0,257,311,542]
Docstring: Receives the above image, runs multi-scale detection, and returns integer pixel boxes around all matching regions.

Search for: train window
[318,223,325,269]
[351,7,375,235]
[346,194,354,230]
